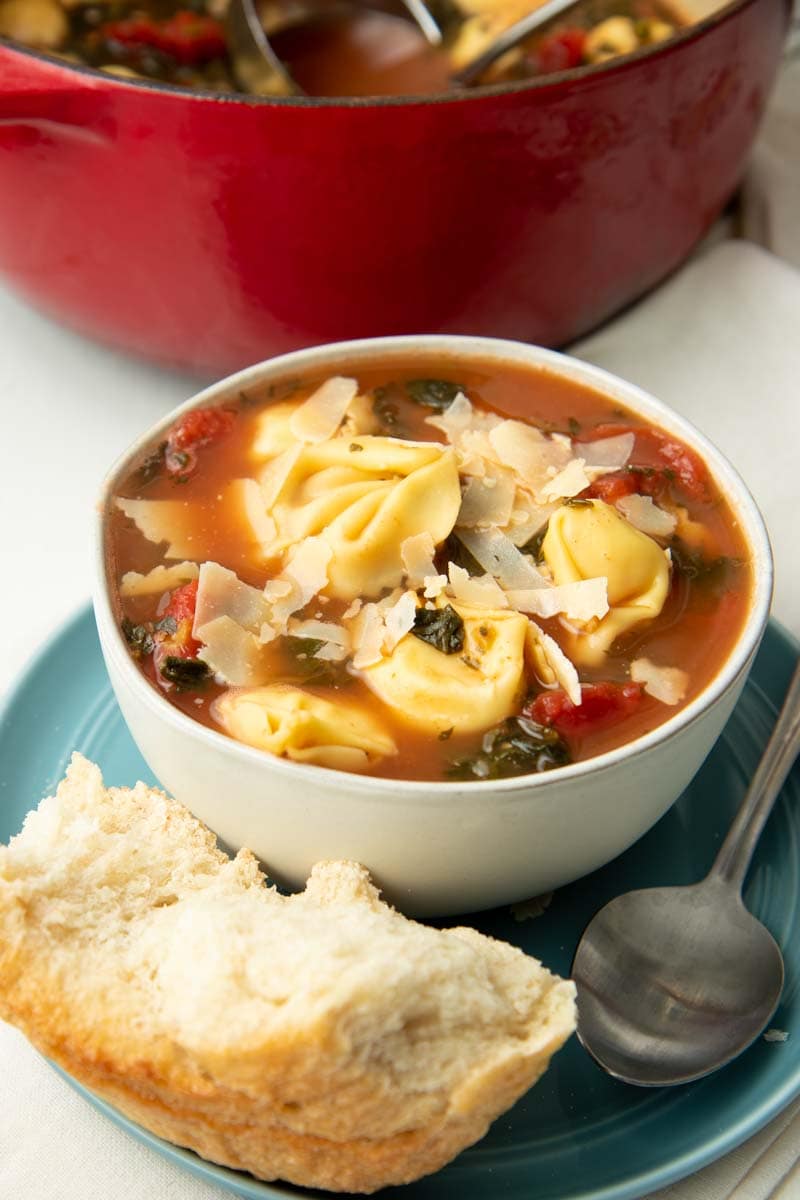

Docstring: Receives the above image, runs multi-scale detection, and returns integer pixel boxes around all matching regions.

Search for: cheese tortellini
[542,499,670,665]
[362,601,529,735]
[213,685,397,772]
[258,436,461,601]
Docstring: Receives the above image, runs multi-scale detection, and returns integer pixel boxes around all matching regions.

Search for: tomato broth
[107,356,751,782]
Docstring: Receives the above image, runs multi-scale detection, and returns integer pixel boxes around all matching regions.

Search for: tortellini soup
[108,358,750,781]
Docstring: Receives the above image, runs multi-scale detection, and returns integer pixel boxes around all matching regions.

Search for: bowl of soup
[94,334,771,914]
[0,0,791,374]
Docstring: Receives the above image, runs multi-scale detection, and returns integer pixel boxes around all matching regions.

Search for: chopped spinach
[412,605,465,655]
[568,416,582,437]
[564,497,594,507]
[519,524,549,563]
[670,539,738,589]
[283,637,352,688]
[372,384,402,433]
[447,716,571,781]
[404,379,462,411]
[154,616,178,636]
[121,618,154,659]
[438,532,483,577]
[627,464,656,478]
[159,656,210,689]
[134,441,166,487]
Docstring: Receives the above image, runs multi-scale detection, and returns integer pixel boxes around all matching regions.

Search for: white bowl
[93,336,773,916]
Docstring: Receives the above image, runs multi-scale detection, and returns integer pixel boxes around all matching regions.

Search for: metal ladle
[572,659,800,1087]
[226,0,584,96]
[226,0,444,96]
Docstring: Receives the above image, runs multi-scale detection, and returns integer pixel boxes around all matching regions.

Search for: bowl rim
[0,0,775,110]
[94,333,773,802]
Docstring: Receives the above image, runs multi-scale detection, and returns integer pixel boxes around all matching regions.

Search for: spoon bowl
[573,879,785,1086]
[573,660,800,1087]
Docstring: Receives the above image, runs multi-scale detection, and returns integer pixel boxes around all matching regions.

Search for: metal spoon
[226,0,443,96]
[572,659,800,1087]
[452,0,582,86]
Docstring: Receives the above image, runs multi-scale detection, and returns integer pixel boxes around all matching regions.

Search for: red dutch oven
[0,0,791,376]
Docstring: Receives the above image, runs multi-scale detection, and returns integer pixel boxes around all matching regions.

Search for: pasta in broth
[108,359,751,782]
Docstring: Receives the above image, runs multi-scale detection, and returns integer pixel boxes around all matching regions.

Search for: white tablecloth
[1,51,799,1200]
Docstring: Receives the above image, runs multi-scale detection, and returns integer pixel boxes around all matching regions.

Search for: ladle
[227,0,588,96]
[226,0,444,96]
[572,659,800,1087]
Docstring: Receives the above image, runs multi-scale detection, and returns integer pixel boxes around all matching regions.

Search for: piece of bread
[0,754,576,1193]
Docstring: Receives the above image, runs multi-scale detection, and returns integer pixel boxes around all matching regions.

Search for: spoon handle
[709,658,800,890]
[452,0,580,86]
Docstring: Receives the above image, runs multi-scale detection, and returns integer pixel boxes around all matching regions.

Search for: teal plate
[1,607,799,1200]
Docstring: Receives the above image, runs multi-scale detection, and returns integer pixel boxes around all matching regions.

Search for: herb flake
[447,716,571,781]
[159,656,210,689]
[412,605,465,655]
[121,618,154,659]
[405,379,462,411]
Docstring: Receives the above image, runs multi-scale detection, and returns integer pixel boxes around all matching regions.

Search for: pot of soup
[0,0,791,374]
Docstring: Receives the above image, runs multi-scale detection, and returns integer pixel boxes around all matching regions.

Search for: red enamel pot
[0,0,790,376]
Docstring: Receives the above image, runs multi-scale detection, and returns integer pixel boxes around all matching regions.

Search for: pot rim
[0,0,776,110]
[94,333,773,804]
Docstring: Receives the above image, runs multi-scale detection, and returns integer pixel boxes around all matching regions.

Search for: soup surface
[1,0,684,95]
[107,356,750,782]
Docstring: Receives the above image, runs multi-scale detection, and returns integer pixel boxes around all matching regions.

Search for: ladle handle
[709,658,800,890]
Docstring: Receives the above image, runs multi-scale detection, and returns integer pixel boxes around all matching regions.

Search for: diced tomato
[524,681,644,735]
[530,28,587,73]
[99,11,227,66]
[165,405,236,477]
[161,580,199,627]
[154,581,202,682]
[585,470,639,504]
[579,425,709,501]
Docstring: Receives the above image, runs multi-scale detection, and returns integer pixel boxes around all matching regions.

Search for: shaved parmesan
[457,429,501,477]
[341,598,362,620]
[424,392,473,442]
[506,577,608,622]
[457,472,516,528]
[115,498,197,560]
[401,531,437,586]
[505,498,557,547]
[423,574,448,599]
[617,494,678,538]
[119,561,198,597]
[258,443,303,512]
[631,658,688,705]
[251,400,300,460]
[288,376,358,443]
[489,420,571,485]
[382,591,418,650]
[194,562,273,638]
[448,563,509,609]
[537,458,591,503]
[287,617,351,662]
[270,535,332,628]
[289,618,349,645]
[350,603,385,669]
[263,578,293,601]
[197,615,272,686]
[457,528,550,590]
[527,622,582,705]
[581,433,635,472]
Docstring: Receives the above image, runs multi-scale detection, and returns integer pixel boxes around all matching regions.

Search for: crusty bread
[0,754,576,1193]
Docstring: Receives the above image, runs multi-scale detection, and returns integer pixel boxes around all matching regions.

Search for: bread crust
[0,755,576,1193]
